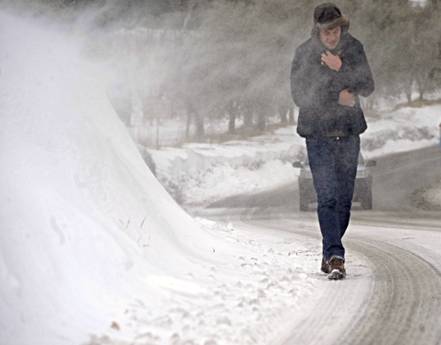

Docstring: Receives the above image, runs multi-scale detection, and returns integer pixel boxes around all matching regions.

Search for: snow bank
[415,179,441,210]
[423,181,441,207]
[362,105,441,158]
[146,130,305,205]
[0,12,216,345]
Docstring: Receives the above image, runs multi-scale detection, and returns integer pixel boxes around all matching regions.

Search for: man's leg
[306,138,343,261]
[335,136,360,238]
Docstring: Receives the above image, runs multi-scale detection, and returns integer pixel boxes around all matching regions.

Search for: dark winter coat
[290,33,374,138]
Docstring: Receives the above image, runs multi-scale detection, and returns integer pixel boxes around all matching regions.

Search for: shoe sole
[328,269,346,280]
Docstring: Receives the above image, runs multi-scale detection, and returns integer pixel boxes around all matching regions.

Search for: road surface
[191,146,441,345]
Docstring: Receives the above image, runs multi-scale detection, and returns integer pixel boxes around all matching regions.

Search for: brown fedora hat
[313,3,350,30]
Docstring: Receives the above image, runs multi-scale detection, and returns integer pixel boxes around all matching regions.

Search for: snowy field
[147,106,441,206]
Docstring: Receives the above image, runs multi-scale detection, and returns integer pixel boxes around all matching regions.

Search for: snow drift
[0,12,218,345]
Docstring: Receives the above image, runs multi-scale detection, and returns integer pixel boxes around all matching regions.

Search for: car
[292,154,376,211]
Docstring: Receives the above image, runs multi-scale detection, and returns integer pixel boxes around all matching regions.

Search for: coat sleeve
[340,42,375,97]
[290,45,340,108]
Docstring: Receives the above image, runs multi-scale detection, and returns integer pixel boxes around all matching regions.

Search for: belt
[326,134,347,141]
[331,135,346,141]
[307,133,352,141]
[325,131,346,138]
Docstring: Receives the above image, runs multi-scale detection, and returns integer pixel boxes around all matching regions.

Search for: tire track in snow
[247,219,441,345]
[339,239,441,345]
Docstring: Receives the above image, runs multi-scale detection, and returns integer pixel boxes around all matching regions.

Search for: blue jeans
[306,135,360,261]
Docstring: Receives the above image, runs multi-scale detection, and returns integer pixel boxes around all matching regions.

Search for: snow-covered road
[191,206,441,345]
[243,216,441,345]
[191,145,441,345]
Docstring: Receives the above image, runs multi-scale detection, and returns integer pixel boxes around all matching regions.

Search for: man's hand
[339,89,356,107]
[321,51,342,72]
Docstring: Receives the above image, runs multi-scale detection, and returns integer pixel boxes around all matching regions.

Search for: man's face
[319,26,341,50]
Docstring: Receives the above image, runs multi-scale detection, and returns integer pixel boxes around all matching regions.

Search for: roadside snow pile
[0,12,321,345]
[415,179,441,210]
[362,105,441,158]
[424,180,441,206]
[0,12,210,345]
[146,131,305,205]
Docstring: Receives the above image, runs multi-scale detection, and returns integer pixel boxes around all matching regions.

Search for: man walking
[290,3,374,279]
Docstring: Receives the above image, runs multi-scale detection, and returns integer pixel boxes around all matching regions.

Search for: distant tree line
[7,0,441,140]
[109,0,441,139]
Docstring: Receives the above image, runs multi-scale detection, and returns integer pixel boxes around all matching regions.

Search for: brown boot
[321,257,331,274]
[327,256,346,280]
